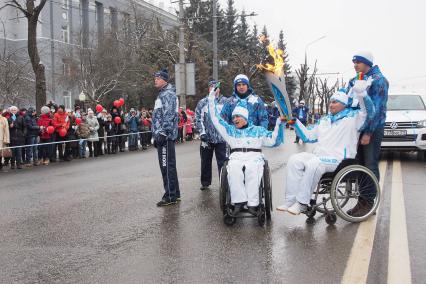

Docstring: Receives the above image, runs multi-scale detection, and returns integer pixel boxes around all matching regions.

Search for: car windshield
[387,95,426,111]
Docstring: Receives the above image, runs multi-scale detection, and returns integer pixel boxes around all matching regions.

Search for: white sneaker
[287,202,307,215]
[276,200,295,212]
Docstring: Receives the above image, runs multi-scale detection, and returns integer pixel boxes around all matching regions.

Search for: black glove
[156,133,167,146]
[200,134,208,142]
[153,140,158,148]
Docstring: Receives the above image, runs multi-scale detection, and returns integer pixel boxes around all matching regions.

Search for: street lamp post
[178,0,186,109]
[79,91,86,111]
[304,35,327,65]
[302,35,326,112]
[212,0,218,80]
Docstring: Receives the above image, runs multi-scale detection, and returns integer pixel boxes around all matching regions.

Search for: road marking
[341,161,387,284]
[387,159,412,284]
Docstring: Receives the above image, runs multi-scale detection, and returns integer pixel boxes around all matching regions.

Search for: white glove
[208,88,216,99]
[352,77,373,94]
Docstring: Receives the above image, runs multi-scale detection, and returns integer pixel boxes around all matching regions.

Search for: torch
[257,38,292,119]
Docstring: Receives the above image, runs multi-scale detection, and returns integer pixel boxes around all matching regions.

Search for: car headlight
[417,119,426,128]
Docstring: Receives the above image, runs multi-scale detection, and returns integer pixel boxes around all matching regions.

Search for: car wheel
[417,150,426,161]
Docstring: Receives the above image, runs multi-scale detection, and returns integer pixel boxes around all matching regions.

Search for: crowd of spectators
[0,102,196,171]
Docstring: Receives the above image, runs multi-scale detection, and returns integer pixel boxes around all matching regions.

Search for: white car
[381,93,426,157]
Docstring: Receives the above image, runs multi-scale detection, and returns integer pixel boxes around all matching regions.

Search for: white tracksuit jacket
[285,85,375,205]
[207,91,284,206]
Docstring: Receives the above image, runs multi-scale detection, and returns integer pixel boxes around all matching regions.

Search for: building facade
[0,0,178,109]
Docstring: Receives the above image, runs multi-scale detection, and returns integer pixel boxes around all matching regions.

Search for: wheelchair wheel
[258,208,266,226]
[263,161,272,221]
[219,161,229,213]
[224,214,236,226]
[314,179,334,214]
[325,213,337,225]
[306,207,316,218]
[330,165,380,223]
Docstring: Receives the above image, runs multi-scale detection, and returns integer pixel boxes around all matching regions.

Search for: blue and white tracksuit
[195,94,228,186]
[152,83,180,201]
[347,66,389,188]
[285,86,375,205]
[208,91,284,206]
[220,90,269,129]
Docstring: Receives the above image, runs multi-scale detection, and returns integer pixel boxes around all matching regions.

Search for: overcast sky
[215,0,426,93]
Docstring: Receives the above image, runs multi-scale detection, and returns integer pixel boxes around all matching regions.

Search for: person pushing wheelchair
[208,83,285,215]
[277,78,375,216]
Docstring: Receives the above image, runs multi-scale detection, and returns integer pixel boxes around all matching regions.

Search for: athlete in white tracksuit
[207,89,285,209]
[278,79,375,214]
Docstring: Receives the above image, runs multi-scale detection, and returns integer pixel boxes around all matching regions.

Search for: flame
[257,37,285,76]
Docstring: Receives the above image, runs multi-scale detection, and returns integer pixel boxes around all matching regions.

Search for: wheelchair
[304,159,381,225]
[219,159,272,226]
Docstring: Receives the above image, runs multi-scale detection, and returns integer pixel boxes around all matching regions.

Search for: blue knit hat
[208,80,218,87]
[233,74,249,87]
[154,69,169,81]
[352,51,374,67]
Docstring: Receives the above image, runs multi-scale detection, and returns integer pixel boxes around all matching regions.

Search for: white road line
[341,161,387,284]
[387,159,412,284]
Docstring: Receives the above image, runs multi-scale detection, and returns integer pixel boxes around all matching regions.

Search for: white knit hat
[41,106,50,114]
[232,100,249,122]
[330,91,349,106]
[352,51,374,67]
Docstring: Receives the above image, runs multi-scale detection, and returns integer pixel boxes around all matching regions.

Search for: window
[62,62,71,76]
[95,2,104,39]
[61,25,69,43]
[63,91,72,110]
[110,7,118,33]
[62,0,69,10]
[387,95,426,111]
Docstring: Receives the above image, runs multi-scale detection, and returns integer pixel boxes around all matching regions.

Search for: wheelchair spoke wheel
[330,165,380,223]
[219,161,229,213]
[263,162,272,220]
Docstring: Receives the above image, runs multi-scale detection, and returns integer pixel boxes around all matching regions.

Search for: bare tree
[57,34,128,105]
[0,20,34,107]
[315,77,338,114]
[2,0,48,111]
[295,58,317,105]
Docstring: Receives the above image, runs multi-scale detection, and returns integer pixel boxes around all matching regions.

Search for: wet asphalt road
[1,131,425,283]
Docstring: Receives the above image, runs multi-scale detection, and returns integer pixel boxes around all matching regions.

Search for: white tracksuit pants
[285,152,338,205]
[227,152,264,206]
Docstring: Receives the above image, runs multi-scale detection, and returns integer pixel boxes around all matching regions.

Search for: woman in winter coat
[185,109,194,141]
[7,106,26,169]
[139,109,151,150]
[85,109,100,157]
[0,109,10,170]
[53,105,70,161]
[37,106,53,165]
[66,112,78,160]
[96,109,107,156]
